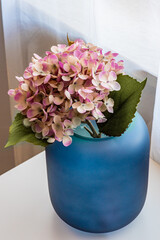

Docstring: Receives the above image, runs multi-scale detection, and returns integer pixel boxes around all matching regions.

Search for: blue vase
[45,113,150,233]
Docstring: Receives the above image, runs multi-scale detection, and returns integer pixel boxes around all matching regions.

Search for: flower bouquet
[5,36,146,148]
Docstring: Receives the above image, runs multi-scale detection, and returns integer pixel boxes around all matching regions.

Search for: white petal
[23,118,31,127]
[47,137,55,143]
[21,83,29,91]
[77,105,86,113]
[51,46,59,53]
[78,74,88,80]
[49,95,54,103]
[84,102,94,111]
[62,76,71,81]
[65,90,71,99]
[110,81,121,91]
[16,76,24,82]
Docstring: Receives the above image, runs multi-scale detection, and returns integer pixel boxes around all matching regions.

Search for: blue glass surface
[45,113,150,233]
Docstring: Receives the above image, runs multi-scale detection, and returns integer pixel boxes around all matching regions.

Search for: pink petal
[53,96,64,105]
[97,118,107,123]
[64,119,73,128]
[101,82,110,89]
[44,74,51,84]
[8,89,15,96]
[49,54,58,63]
[42,126,49,137]
[27,109,39,118]
[68,84,75,94]
[99,71,107,82]
[35,123,43,133]
[42,110,48,122]
[70,65,77,72]
[62,135,72,147]
[63,63,70,72]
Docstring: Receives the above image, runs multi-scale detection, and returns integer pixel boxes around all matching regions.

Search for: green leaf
[5,113,48,148]
[97,74,147,136]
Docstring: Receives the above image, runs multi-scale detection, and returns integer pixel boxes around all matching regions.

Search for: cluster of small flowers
[8,39,124,146]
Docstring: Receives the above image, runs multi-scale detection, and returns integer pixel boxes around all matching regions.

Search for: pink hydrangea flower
[8,39,124,146]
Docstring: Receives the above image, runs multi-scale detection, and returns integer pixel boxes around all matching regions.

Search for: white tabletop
[0,152,160,240]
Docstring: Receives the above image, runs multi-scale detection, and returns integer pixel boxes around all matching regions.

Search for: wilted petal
[72,117,81,127]
[52,123,63,139]
[42,126,49,137]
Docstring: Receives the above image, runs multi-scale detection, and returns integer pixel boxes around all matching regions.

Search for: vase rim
[73,132,114,141]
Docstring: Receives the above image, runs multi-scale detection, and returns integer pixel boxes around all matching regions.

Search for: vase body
[45,113,150,233]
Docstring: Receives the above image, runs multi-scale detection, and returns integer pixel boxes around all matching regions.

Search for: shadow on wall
[6,1,86,167]
[17,1,87,68]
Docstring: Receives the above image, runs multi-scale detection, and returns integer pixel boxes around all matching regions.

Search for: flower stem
[85,119,101,138]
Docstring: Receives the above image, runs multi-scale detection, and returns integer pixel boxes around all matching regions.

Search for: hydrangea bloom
[8,39,124,146]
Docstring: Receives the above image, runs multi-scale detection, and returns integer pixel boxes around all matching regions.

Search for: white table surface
[0,152,160,240]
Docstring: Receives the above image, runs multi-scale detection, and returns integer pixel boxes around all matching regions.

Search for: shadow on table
[49,211,143,240]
